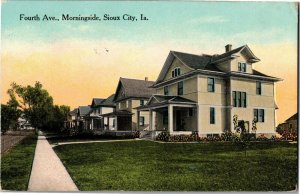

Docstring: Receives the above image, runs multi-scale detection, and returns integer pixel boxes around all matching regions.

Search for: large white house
[137,44,282,137]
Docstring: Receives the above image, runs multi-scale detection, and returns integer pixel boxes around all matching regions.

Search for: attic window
[238,62,247,72]
[172,67,181,78]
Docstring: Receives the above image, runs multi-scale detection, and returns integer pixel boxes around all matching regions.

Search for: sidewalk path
[52,138,141,147]
[28,136,79,191]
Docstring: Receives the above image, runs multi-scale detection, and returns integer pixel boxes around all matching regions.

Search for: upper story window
[254,109,264,122]
[177,81,183,95]
[172,67,181,78]
[140,100,144,106]
[208,77,215,92]
[233,91,247,108]
[126,100,129,108]
[256,81,262,95]
[164,86,169,95]
[238,62,247,72]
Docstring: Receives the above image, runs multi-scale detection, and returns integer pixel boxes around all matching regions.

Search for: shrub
[132,131,140,138]
[257,134,268,141]
[221,132,233,141]
[241,133,256,141]
[156,131,170,142]
[281,132,297,141]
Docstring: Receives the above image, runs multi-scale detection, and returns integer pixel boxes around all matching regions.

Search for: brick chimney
[145,77,148,81]
[225,44,232,52]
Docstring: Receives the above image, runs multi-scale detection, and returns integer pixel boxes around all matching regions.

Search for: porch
[101,110,133,131]
[136,95,198,136]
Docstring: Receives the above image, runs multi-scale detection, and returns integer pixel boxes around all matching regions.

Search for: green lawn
[1,135,37,191]
[54,140,298,191]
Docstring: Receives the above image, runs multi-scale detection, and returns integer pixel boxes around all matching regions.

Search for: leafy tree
[1,104,21,134]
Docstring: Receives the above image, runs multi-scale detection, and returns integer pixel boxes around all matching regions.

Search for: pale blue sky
[2,1,298,46]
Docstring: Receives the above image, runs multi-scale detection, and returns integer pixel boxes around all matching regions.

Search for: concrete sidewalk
[28,136,79,191]
[52,138,141,147]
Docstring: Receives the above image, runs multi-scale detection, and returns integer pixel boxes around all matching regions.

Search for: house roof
[91,98,106,107]
[69,108,78,116]
[136,95,197,110]
[154,45,279,86]
[285,113,298,122]
[101,94,116,106]
[114,77,156,102]
[78,106,91,116]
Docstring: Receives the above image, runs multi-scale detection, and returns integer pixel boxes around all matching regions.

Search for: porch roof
[100,110,133,117]
[136,95,197,111]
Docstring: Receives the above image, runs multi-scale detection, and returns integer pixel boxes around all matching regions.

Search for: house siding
[230,78,275,135]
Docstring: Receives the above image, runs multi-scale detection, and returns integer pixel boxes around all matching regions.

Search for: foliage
[1,104,21,134]
[252,117,258,134]
[256,134,268,141]
[156,131,170,141]
[1,135,37,190]
[281,131,297,141]
[5,82,70,132]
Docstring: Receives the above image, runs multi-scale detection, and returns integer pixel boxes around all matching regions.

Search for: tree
[8,82,54,131]
[1,104,21,134]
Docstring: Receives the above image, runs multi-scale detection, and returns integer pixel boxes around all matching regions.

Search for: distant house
[136,44,281,138]
[277,113,298,134]
[76,106,91,130]
[84,94,116,131]
[101,77,155,131]
[17,114,34,130]
[65,108,78,129]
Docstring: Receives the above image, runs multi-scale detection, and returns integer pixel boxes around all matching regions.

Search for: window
[208,78,215,92]
[233,91,247,108]
[140,100,144,106]
[238,62,247,72]
[256,81,262,95]
[113,119,115,127]
[163,111,168,125]
[139,116,145,126]
[254,109,264,122]
[172,67,181,78]
[178,81,184,95]
[164,86,169,95]
[210,107,215,124]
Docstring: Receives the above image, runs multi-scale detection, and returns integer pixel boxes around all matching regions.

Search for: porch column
[197,104,200,133]
[91,119,94,130]
[149,110,153,130]
[152,111,156,130]
[107,117,110,130]
[137,110,140,131]
[115,117,118,130]
[168,105,173,133]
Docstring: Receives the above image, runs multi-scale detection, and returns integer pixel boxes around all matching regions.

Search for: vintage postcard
[1,0,298,192]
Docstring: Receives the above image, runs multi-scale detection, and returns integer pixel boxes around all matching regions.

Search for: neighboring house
[101,77,155,131]
[65,108,78,129]
[84,94,116,131]
[277,113,298,134]
[137,44,282,137]
[17,114,34,130]
[76,106,91,130]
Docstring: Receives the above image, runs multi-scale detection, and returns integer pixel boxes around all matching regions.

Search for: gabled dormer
[154,51,212,86]
[211,44,260,74]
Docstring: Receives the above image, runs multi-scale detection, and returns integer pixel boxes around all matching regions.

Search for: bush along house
[101,77,155,131]
[136,44,282,138]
